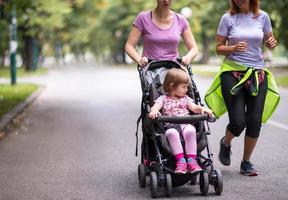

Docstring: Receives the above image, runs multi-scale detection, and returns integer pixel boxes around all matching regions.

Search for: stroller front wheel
[213,169,223,195]
[199,171,209,196]
[189,175,197,185]
[150,171,158,198]
[165,173,172,197]
[138,163,146,188]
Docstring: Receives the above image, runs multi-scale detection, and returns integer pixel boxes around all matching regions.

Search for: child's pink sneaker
[175,160,187,174]
[187,159,202,174]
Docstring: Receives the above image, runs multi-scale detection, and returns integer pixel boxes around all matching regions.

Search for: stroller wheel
[150,171,158,198]
[213,169,223,195]
[189,175,197,185]
[199,171,209,196]
[138,163,146,188]
[165,173,172,197]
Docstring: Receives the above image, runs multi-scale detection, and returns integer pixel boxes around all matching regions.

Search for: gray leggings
[220,71,267,138]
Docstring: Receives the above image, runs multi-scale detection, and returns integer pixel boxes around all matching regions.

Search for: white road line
[267,120,288,131]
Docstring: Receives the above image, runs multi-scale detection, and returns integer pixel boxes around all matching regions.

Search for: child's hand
[149,110,160,119]
[202,107,213,117]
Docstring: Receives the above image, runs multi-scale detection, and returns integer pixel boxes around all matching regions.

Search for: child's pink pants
[165,124,197,156]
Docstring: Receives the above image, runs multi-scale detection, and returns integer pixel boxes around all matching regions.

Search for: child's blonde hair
[163,68,189,93]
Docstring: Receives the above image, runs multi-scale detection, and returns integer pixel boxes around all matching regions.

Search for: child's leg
[181,124,197,156]
[166,128,186,173]
[181,124,202,173]
[165,128,184,156]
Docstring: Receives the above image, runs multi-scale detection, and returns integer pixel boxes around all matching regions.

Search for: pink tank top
[133,11,189,62]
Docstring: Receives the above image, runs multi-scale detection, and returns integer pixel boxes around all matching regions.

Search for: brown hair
[229,0,260,16]
[163,68,189,93]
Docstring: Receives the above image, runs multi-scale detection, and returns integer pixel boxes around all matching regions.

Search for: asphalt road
[0,63,287,200]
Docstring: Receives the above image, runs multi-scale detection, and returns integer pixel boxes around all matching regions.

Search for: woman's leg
[243,74,268,161]
[241,136,259,176]
[223,129,235,145]
[240,74,267,176]
[219,72,247,166]
[243,136,258,161]
[221,72,247,139]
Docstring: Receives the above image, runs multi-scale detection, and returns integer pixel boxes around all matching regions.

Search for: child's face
[173,83,188,98]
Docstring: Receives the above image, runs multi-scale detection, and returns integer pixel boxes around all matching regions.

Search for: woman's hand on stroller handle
[177,57,190,67]
[137,57,149,67]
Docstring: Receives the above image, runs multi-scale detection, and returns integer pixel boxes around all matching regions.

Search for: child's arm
[188,102,213,116]
[149,103,162,119]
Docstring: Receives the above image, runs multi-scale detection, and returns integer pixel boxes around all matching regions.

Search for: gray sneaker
[240,160,258,176]
[219,137,231,166]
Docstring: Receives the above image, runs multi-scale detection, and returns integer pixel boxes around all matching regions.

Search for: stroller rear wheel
[150,171,158,198]
[138,163,146,188]
[199,171,209,196]
[165,173,172,197]
[212,169,223,195]
[189,175,197,185]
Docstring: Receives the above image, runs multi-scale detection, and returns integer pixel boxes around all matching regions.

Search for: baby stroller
[135,59,223,198]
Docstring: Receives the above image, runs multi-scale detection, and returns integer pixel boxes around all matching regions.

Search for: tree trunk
[199,32,211,64]
[0,51,7,66]
[23,36,33,71]
[23,36,40,71]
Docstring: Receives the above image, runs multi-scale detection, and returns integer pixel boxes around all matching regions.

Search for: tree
[262,0,288,53]
[0,0,71,70]
[0,0,286,67]
[59,0,107,62]
[95,0,153,63]
[17,0,70,70]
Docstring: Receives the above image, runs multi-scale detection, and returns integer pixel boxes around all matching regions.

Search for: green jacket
[204,59,280,123]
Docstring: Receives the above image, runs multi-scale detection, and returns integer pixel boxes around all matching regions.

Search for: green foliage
[0,66,48,78]
[276,75,288,87]
[91,0,152,59]
[0,0,287,65]
[261,0,288,51]
[0,83,39,118]
[57,0,108,57]
[18,0,70,36]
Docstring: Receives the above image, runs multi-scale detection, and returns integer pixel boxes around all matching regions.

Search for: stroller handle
[176,57,182,63]
[156,114,216,124]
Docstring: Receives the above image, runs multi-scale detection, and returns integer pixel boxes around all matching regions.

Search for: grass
[192,69,217,77]
[0,84,39,118]
[275,76,288,87]
[0,66,48,78]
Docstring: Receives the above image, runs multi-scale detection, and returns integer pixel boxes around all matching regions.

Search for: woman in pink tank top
[125,0,198,67]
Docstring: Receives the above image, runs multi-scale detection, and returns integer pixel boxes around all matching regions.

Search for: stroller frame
[135,60,223,197]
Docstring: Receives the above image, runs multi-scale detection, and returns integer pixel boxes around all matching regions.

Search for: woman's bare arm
[216,34,247,56]
[181,27,198,65]
[125,26,148,66]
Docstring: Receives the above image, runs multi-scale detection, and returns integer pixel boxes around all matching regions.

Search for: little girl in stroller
[149,68,213,174]
[135,59,223,197]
